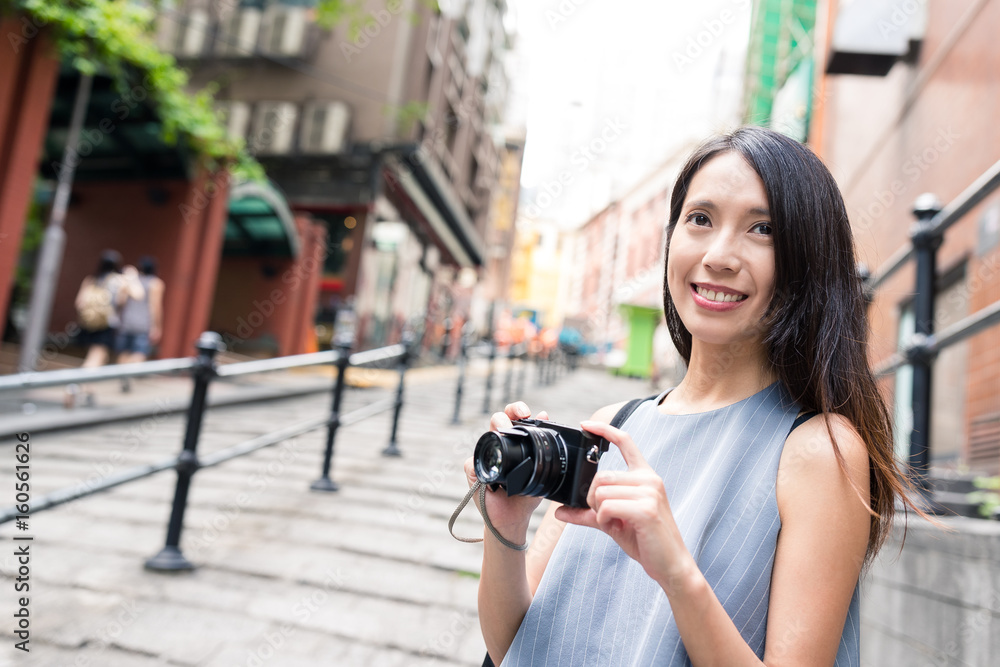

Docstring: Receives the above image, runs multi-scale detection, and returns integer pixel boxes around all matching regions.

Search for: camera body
[474,418,608,508]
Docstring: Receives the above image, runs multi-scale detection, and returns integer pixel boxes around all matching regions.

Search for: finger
[594,498,657,527]
[505,402,531,420]
[587,469,646,509]
[537,410,550,421]
[490,411,513,431]
[554,505,599,529]
[580,420,648,469]
[593,485,650,503]
[463,457,477,487]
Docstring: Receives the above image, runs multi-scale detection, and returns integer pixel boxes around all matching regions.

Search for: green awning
[224,180,300,258]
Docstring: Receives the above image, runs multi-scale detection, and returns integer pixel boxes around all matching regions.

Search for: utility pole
[19,73,94,372]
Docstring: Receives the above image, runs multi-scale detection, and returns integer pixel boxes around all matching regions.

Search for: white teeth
[696,286,746,303]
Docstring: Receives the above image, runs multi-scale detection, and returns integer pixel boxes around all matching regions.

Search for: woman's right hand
[463,401,550,540]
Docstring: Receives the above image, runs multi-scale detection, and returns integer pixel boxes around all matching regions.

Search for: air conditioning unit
[175,8,210,58]
[216,101,252,141]
[299,102,351,154]
[215,9,262,57]
[259,6,308,58]
[251,102,298,155]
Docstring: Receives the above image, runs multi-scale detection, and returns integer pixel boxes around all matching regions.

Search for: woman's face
[666,151,776,351]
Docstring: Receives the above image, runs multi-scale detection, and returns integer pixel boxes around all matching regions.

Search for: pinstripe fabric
[501,382,861,666]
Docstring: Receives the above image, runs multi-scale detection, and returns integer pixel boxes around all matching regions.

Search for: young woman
[116,255,165,365]
[465,127,915,666]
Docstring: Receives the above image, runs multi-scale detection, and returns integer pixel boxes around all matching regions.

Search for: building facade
[807,0,1000,475]
[158,0,517,350]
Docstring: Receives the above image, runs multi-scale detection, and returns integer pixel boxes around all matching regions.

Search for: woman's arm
[474,400,626,664]
[148,277,164,343]
[558,414,870,667]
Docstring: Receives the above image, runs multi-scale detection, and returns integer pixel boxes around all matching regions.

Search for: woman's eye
[751,222,773,235]
[687,213,710,226]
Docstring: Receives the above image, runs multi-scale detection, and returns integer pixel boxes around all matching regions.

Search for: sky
[505,0,754,229]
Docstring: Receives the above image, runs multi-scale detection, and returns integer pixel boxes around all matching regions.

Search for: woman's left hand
[555,420,697,592]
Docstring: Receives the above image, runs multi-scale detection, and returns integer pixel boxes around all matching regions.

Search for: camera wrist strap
[448,481,528,551]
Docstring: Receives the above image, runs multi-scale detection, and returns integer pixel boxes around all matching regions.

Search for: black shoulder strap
[789,411,820,434]
[610,394,658,430]
[598,393,659,453]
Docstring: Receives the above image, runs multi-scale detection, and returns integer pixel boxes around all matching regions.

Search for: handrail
[215,350,339,377]
[0,342,410,388]
[0,397,403,523]
[875,299,1000,378]
[0,357,196,392]
[868,158,1000,290]
[0,332,416,573]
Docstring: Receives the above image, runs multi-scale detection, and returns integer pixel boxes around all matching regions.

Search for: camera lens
[474,424,568,498]
[475,431,528,484]
[478,437,504,483]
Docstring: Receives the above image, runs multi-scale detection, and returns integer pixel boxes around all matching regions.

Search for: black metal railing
[449,330,572,425]
[868,158,1000,496]
[0,331,413,571]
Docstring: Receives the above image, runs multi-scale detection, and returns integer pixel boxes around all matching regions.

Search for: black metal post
[503,344,515,404]
[311,340,353,491]
[908,194,944,498]
[146,332,224,571]
[451,330,467,425]
[440,318,453,360]
[482,337,496,414]
[383,332,413,456]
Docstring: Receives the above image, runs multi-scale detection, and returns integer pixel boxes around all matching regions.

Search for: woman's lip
[692,282,746,297]
[689,283,748,311]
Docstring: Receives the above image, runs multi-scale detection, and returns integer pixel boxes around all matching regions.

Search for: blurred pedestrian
[67,249,143,407]
[116,255,164,365]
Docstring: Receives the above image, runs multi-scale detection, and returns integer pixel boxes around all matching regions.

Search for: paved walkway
[0,361,656,666]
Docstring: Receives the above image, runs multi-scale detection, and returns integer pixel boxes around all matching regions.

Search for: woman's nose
[702,232,742,273]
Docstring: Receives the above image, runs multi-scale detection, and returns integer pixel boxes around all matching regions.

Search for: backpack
[77,278,115,331]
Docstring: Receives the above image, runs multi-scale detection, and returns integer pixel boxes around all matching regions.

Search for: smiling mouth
[693,285,748,303]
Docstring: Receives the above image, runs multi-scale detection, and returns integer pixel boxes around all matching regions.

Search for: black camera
[473,418,609,508]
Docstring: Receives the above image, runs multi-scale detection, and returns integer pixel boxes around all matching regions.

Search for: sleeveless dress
[500,382,861,666]
[120,274,154,335]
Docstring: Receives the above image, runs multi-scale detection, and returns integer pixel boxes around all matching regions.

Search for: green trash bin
[615,304,662,379]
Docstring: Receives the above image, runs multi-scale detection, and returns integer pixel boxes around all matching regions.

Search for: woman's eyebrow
[687,199,770,217]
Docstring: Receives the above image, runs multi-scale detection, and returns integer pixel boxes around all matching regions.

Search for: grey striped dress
[501,382,861,666]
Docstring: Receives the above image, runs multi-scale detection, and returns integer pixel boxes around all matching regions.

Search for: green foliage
[316,0,438,39]
[387,100,429,136]
[968,476,1000,520]
[2,0,263,181]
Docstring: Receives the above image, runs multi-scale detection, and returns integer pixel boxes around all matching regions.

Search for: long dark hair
[663,126,912,566]
[94,249,122,278]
